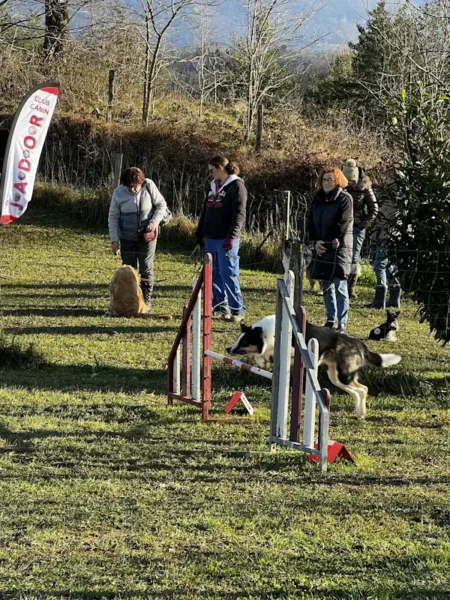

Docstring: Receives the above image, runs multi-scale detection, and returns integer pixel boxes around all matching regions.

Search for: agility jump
[167,253,335,471]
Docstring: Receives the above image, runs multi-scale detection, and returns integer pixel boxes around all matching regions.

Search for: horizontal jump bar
[168,393,202,406]
[270,436,319,455]
[204,350,273,380]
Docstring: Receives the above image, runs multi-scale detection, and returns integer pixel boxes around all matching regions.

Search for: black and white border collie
[369,310,400,341]
[226,315,401,419]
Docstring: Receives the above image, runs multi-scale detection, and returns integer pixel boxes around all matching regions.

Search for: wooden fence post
[107,69,115,123]
[255,103,263,151]
[113,153,123,188]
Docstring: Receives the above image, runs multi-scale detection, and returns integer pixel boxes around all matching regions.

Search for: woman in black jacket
[195,155,247,322]
[308,168,353,333]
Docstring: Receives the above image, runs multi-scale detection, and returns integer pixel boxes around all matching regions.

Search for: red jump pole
[202,253,213,421]
[167,270,204,406]
[181,306,191,397]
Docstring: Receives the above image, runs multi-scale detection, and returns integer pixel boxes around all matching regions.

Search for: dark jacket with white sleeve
[195,175,247,243]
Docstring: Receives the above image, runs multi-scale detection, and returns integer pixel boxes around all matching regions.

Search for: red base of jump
[307,441,356,465]
[224,391,254,416]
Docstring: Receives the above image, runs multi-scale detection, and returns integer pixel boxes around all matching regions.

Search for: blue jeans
[203,238,245,316]
[322,278,350,326]
[352,226,366,266]
[374,250,401,289]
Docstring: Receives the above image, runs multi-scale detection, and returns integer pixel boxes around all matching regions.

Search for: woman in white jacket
[108,167,167,308]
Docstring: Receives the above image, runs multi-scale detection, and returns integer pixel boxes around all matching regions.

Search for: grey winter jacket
[345,176,378,229]
[308,187,354,281]
[108,178,167,242]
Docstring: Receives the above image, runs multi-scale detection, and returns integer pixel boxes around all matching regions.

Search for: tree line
[2,0,450,342]
[0,0,322,143]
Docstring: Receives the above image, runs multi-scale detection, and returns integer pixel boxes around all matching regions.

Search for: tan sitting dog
[108,265,172,320]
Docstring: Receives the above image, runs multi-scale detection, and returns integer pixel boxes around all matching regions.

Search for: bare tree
[123,0,215,125]
[231,0,324,143]
[191,6,225,115]
[173,5,228,116]
[0,0,45,39]
[356,0,450,99]
[44,0,69,60]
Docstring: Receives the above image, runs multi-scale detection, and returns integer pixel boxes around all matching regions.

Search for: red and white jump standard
[168,254,349,472]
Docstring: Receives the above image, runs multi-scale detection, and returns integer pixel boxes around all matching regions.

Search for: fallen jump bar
[204,350,273,380]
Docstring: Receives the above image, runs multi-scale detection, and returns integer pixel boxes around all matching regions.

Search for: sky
[207,0,424,49]
[12,0,424,51]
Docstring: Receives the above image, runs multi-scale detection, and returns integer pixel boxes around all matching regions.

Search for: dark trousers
[120,237,157,293]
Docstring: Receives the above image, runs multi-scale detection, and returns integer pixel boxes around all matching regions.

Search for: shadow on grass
[317,365,450,400]
[4,325,178,336]
[0,364,169,395]
[1,283,106,290]
[1,308,179,320]
[2,292,109,300]
[1,307,108,317]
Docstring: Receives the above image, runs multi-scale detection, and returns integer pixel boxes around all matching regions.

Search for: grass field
[0,207,450,600]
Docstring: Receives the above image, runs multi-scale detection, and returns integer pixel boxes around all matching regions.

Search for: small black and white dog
[369,310,400,341]
[226,315,401,419]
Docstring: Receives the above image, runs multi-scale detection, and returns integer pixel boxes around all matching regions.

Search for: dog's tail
[366,350,401,368]
[138,312,173,320]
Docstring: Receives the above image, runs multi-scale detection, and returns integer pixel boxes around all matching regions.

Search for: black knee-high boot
[140,282,152,309]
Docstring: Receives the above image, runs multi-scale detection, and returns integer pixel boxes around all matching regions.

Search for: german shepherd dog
[226,315,401,419]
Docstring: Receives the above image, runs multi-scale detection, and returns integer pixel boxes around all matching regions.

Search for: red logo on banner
[0,82,60,225]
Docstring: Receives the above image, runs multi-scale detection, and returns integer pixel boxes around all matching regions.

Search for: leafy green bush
[386,83,450,343]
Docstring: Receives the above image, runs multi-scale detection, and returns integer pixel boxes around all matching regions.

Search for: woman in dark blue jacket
[308,168,353,333]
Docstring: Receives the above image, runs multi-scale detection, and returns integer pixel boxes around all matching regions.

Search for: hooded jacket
[345,175,378,229]
[196,175,247,241]
[308,187,354,281]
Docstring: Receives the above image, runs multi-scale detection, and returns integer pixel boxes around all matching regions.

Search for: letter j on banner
[0,82,60,225]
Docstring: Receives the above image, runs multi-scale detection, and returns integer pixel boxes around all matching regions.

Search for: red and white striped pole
[201,253,213,421]
[204,350,272,380]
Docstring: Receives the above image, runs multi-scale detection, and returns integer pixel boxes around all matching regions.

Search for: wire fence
[36,135,313,236]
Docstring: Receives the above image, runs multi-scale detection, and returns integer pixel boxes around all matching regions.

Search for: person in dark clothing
[308,167,353,333]
[343,159,379,299]
[195,154,247,322]
[366,167,402,309]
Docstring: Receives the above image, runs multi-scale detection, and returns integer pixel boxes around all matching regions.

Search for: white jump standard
[167,254,352,472]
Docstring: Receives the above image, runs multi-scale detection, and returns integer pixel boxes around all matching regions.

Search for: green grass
[0,206,450,599]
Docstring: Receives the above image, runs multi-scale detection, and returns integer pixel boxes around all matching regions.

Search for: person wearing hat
[343,159,379,299]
